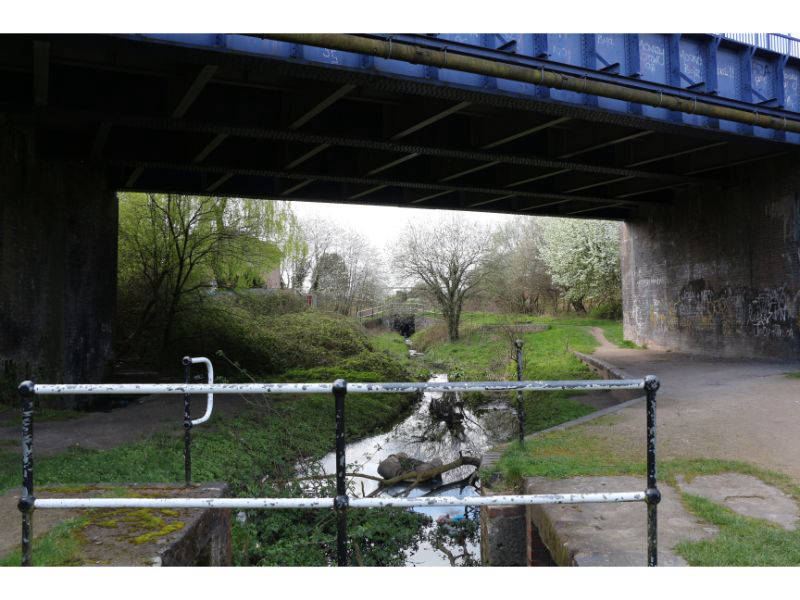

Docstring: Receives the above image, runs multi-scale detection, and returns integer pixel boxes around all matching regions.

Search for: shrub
[590,302,622,320]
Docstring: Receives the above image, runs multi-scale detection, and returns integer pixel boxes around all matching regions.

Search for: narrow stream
[313,342,519,566]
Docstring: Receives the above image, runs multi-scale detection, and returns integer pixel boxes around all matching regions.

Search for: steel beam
[480,116,571,149]
[625,141,727,167]
[125,166,144,187]
[289,83,356,130]
[505,169,571,188]
[111,159,657,207]
[193,133,228,163]
[558,130,654,159]
[409,190,452,204]
[348,184,388,200]
[280,178,316,196]
[32,41,49,108]
[567,202,624,215]
[390,101,471,140]
[103,114,700,184]
[439,160,501,182]
[207,172,234,192]
[171,65,218,119]
[90,122,111,159]
[562,175,635,194]
[285,142,331,169]
[366,152,420,175]
[682,151,790,175]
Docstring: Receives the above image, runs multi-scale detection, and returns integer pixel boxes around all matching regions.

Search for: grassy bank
[406,312,633,435]
[1,301,433,566]
[0,388,424,566]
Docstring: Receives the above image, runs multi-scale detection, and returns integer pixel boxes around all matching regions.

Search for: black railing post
[514,339,525,446]
[182,356,192,486]
[18,380,36,566]
[332,378,348,566]
[644,375,661,567]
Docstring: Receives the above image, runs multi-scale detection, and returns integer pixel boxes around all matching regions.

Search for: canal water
[313,352,519,566]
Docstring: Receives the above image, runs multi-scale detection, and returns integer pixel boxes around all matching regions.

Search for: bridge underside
[1,34,799,398]
[0,34,797,220]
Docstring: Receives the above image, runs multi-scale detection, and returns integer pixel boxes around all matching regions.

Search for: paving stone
[676,473,799,530]
[525,476,718,566]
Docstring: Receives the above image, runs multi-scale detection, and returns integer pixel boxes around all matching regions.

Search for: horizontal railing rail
[18,371,661,567]
[29,378,645,396]
[718,32,800,58]
[33,491,646,510]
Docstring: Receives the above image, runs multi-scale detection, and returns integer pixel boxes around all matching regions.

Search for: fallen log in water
[291,454,482,497]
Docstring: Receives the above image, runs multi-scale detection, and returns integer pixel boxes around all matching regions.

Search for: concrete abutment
[623,154,800,359]
[1,122,117,407]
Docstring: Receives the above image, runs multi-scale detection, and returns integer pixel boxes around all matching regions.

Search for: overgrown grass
[0,517,89,566]
[486,419,800,566]
[785,371,800,379]
[675,495,800,566]
[409,313,603,435]
[0,388,423,565]
[456,312,641,350]
[370,331,412,360]
[173,302,374,378]
[1,307,430,566]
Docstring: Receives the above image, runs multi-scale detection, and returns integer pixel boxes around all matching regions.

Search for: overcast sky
[287,200,520,252]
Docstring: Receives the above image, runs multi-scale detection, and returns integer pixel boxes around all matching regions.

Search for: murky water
[313,363,518,566]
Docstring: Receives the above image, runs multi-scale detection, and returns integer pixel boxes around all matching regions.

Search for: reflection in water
[310,372,518,566]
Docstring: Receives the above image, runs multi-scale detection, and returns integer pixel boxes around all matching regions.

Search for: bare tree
[484,219,557,314]
[392,217,493,341]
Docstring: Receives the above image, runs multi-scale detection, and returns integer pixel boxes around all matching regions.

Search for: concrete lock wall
[623,154,800,359]
[1,123,117,407]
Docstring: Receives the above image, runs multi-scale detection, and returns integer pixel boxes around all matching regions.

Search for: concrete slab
[525,476,718,566]
[676,473,799,530]
[0,482,231,566]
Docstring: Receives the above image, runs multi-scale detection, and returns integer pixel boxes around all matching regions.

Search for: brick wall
[623,154,800,359]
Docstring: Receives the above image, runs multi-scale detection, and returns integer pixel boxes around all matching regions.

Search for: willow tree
[117,193,293,355]
[392,217,493,341]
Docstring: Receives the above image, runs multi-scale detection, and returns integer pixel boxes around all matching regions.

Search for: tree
[278,212,311,289]
[539,218,621,314]
[117,193,291,356]
[314,251,350,311]
[485,219,556,314]
[392,217,493,341]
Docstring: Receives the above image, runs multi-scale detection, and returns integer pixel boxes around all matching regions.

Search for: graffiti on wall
[747,287,797,338]
[649,279,800,339]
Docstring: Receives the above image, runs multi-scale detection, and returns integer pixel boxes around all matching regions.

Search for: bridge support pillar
[1,121,118,407]
[623,154,800,359]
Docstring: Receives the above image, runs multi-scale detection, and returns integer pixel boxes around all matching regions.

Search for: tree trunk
[571,297,587,314]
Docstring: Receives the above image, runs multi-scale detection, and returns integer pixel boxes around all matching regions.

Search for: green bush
[283,350,410,383]
[169,299,373,378]
[589,302,622,320]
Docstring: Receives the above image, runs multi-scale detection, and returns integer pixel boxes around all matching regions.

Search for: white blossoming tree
[539,218,622,315]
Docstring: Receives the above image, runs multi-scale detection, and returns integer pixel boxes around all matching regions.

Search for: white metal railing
[718,33,800,58]
[187,356,214,426]
[356,302,430,321]
[17,373,662,566]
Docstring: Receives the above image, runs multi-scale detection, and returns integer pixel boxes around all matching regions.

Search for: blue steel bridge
[1,33,799,220]
[2,32,800,390]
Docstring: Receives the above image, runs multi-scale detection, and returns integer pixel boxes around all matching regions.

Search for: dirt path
[0,394,250,456]
[584,327,800,481]
[0,394,252,561]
